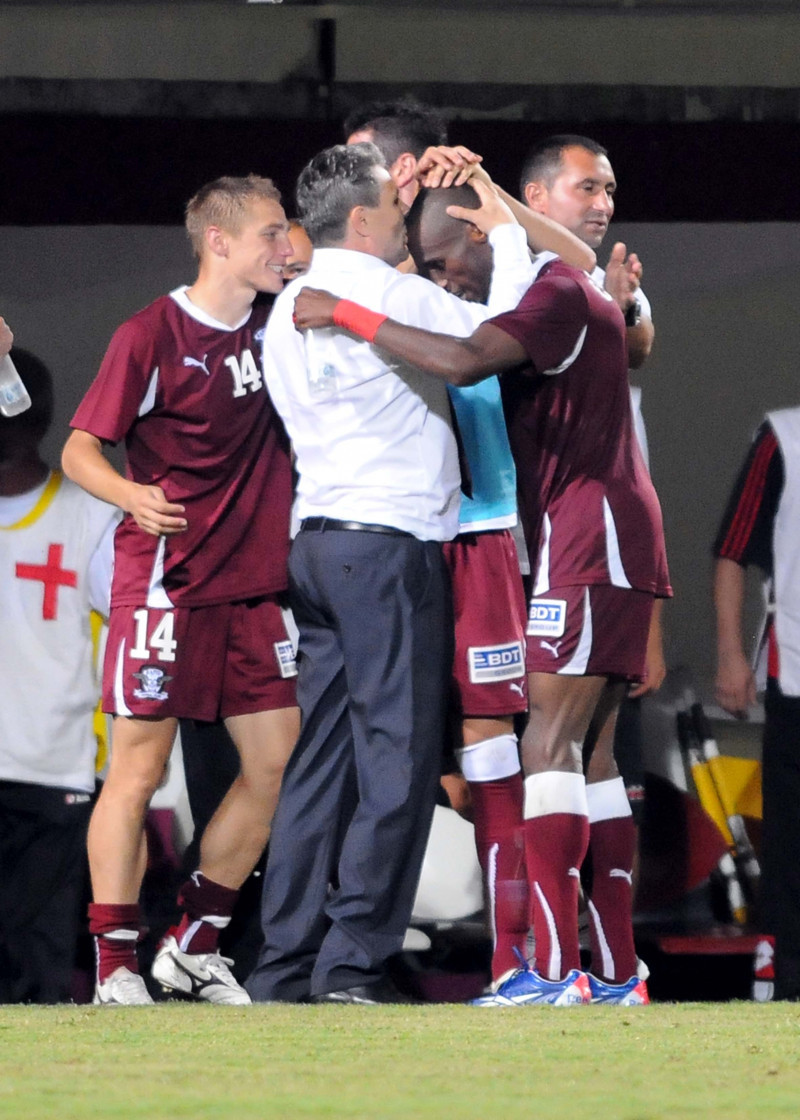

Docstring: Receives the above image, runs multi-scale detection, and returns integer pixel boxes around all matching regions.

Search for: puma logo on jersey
[183,354,211,376]
[540,639,562,658]
[509,681,525,697]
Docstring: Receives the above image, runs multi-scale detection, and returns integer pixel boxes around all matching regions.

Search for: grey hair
[295,142,387,247]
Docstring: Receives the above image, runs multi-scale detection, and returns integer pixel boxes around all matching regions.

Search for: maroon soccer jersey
[71,289,292,608]
[491,261,671,597]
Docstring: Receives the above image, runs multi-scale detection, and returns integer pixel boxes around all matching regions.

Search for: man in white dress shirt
[246,142,535,1004]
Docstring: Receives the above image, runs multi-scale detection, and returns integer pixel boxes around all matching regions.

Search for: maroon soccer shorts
[444,528,528,717]
[525,584,654,680]
[103,594,297,720]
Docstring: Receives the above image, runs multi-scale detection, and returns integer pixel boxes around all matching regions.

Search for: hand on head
[416,145,484,190]
[446,176,515,235]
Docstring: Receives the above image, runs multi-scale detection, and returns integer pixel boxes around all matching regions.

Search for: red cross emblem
[16,542,78,620]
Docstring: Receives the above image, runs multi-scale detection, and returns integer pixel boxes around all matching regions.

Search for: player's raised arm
[292,287,526,387]
[507,193,596,273]
[62,428,187,537]
[417,151,596,274]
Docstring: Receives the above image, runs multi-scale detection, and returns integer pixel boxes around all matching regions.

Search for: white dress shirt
[262,224,532,542]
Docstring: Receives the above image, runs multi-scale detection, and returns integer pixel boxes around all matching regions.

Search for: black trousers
[0,780,93,1003]
[246,528,452,1001]
[760,679,800,998]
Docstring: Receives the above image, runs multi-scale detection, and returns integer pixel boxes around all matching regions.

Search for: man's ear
[467,223,488,245]
[523,180,547,213]
[205,225,229,258]
[390,152,418,190]
[348,204,371,240]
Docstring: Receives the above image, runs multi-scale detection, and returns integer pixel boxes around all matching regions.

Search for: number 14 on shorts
[130,608,177,662]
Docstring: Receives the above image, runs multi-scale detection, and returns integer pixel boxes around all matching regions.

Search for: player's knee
[235,760,286,806]
[522,730,582,773]
[102,764,164,809]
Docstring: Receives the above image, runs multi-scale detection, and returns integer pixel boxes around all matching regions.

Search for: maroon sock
[88,902,141,983]
[468,773,529,980]
[172,871,239,955]
[523,813,590,980]
[587,815,638,982]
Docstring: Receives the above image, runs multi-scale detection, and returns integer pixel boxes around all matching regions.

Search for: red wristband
[332,299,388,344]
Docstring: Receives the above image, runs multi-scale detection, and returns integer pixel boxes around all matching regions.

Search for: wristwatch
[624,302,641,328]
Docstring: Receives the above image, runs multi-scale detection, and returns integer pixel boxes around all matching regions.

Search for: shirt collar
[309,248,395,274]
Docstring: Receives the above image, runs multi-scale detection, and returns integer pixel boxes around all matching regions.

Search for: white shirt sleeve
[485,224,536,315]
[87,511,120,617]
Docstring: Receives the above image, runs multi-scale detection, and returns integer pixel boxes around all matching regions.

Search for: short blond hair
[185,174,282,258]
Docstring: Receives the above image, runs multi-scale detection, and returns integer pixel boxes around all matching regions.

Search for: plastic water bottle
[0,354,31,417]
[304,329,339,397]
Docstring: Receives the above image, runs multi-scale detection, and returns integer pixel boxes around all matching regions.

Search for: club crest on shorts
[274,639,298,679]
[527,598,567,638]
[468,641,525,684]
[132,664,173,701]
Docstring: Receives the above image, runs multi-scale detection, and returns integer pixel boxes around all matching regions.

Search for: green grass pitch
[1,1002,799,1120]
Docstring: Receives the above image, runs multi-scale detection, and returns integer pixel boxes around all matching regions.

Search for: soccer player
[520,135,666,948]
[519,134,665,693]
[403,180,594,984]
[61,175,300,1006]
[292,212,671,1006]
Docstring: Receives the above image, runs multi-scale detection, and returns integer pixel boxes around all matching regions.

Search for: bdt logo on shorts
[526,599,567,638]
[468,641,525,684]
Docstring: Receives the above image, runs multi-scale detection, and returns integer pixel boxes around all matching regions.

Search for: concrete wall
[2,3,800,89]
[5,220,799,693]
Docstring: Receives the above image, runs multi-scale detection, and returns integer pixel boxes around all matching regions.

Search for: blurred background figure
[0,338,118,1003]
[713,407,800,1000]
[283,220,314,281]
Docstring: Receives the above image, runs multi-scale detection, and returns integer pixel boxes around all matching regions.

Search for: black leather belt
[300,517,412,537]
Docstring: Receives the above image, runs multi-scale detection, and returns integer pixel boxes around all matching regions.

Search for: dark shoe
[311,976,420,1005]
